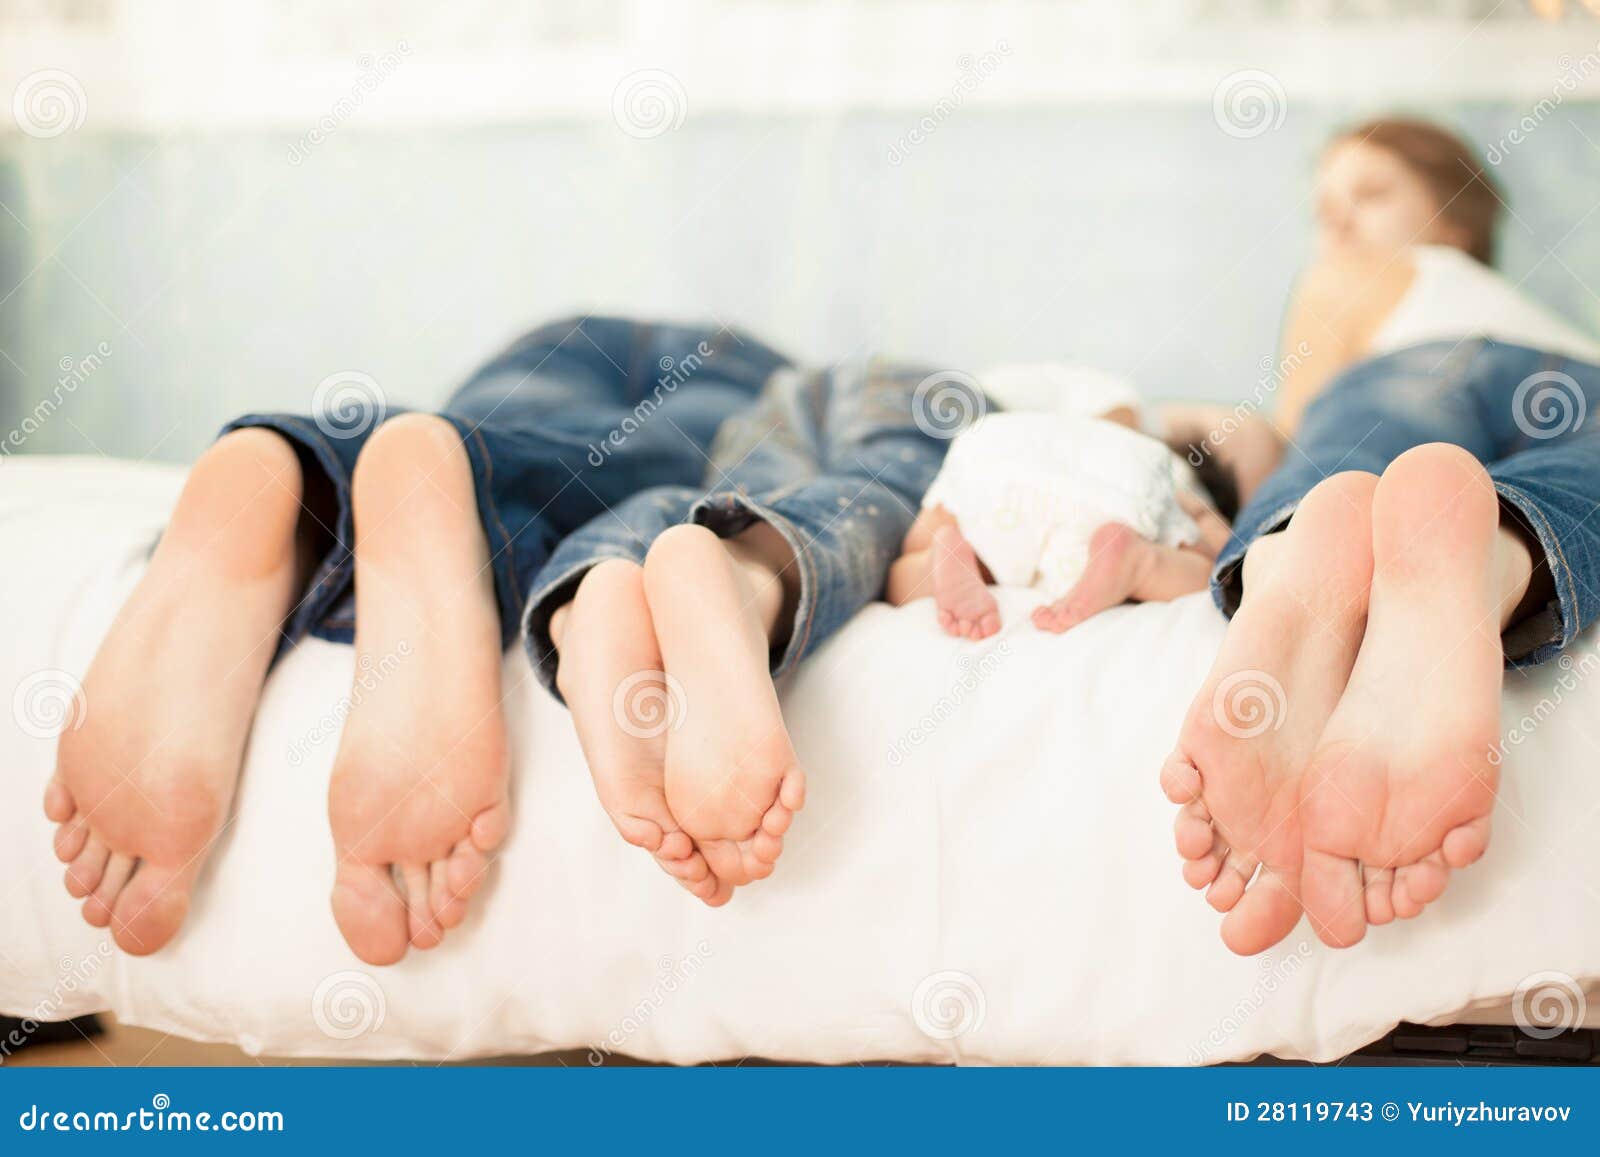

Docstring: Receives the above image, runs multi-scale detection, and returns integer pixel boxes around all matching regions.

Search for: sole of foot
[1297,444,1504,948]
[1162,470,1380,956]
[932,525,1001,639]
[327,415,511,966]
[555,559,731,907]
[644,524,804,889]
[45,428,304,954]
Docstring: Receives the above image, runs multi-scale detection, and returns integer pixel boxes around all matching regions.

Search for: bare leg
[1032,525,1213,633]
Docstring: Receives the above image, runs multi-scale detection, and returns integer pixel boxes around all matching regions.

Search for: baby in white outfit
[887,363,1232,639]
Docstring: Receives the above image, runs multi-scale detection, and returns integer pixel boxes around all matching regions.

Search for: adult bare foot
[1032,523,1145,632]
[1297,445,1509,947]
[932,525,1000,639]
[553,560,730,907]
[43,429,304,953]
[327,415,511,965]
[645,524,805,889]
[1161,470,1379,955]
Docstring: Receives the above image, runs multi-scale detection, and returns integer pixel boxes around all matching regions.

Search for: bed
[2,456,1597,1065]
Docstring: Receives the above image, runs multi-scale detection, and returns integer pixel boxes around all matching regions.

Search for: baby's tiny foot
[931,526,1000,640]
[1032,523,1146,633]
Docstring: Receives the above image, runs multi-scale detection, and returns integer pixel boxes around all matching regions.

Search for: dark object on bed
[0,1014,105,1058]
[1184,442,1241,523]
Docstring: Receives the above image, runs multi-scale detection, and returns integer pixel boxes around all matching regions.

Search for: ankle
[725,524,799,642]
[1493,518,1544,633]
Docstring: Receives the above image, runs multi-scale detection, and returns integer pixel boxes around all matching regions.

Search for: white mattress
[2,456,1597,1064]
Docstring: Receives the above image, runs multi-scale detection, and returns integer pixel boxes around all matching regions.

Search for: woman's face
[1314,139,1460,260]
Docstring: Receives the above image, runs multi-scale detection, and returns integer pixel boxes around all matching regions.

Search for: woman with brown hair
[1163,117,1600,957]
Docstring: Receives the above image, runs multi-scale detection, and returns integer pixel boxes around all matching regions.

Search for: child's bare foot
[932,525,1000,639]
[1297,445,1507,948]
[554,560,730,907]
[645,525,805,888]
[1032,523,1146,632]
[43,429,303,954]
[1161,471,1379,955]
[327,416,511,965]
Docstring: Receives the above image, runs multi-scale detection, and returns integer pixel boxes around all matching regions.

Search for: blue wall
[2,100,1597,462]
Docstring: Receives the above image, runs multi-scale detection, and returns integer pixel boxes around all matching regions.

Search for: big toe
[1302,848,1367,948]
[1219,867,1304,956]
[332,862,411,966]
[110,864,193,955]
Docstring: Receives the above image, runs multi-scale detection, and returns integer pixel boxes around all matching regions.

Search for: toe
[937,610,959,635]
[1394,854,1450,915]
[1441,815,1490,869]
[778,767,805,812]
[1183,851,1224,890]
[110,863,192,955]
[1160,755,1202,805]
[65,836,111,900]
[332,862,410,966]
[977,612,1001,638]
[612,811,667,853]
[1205,850,1258,912]
[43,779,75,823]
[84,852,136,927]
[469,800,510,853]
[431,860,466,930]
[54,815,89,862]
[1219,868,1304,956]
[656,830,694,861]
[1302,848,1367,948]
[446,841,489,901]
[402,864,442,949]
[1363,866,1396,925]
[1173,802,1214,859]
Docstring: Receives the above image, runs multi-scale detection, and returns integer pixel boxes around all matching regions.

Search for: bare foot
[932,525,1000,639]
[327,416,511,965]
[553,560,730,907]
[1161,471,1379,955]
[43,429,304,954]
[1297,445,1506,948]
[645,525,805,888]
[1032,523,1145,633]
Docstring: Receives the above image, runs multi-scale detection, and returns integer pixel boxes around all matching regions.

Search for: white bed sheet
[3,456,1598,1064]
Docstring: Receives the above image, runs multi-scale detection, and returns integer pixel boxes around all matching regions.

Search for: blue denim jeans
[224,316,960,692]
[1213,339,1600,667]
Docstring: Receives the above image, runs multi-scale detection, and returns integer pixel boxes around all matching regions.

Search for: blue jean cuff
[1492,481,1575,667]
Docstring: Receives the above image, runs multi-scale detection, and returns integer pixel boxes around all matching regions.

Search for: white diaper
[922,412,1198,600]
